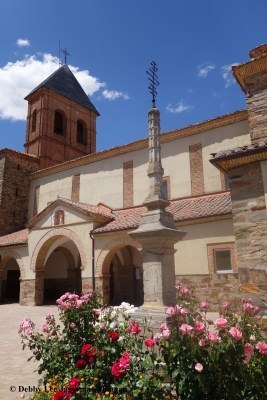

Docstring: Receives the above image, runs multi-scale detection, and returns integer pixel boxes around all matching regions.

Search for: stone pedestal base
[132,306,167,329]
[20,279,36,306]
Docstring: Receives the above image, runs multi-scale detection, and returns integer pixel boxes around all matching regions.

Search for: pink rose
[244,343,254,356]
[206,332,220,342]
[179,323,193,335]
[194,321,206,334]
[166,307,176,316]
[144,338,155,348]
[221,301,230,309]
[256,341,267,355]
[69,322,76,329]
[161,329,171,339]
[195,362,203,372]
[215,317,228,329]
[180,287,190,297]
[198,339,206,347]
[180,307,189,316]
[199,301,209,309]
[160,322,168,332]
[229,327,243,340]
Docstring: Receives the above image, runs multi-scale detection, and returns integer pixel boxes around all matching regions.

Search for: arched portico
[31,228,86,305]
[0,250,25,303]
[96,236,143,306]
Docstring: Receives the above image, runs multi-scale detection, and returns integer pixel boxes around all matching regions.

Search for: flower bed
[19,288,267,400]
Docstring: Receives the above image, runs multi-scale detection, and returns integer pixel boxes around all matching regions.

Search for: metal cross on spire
[61,48,70,65]
[146,61,159,108]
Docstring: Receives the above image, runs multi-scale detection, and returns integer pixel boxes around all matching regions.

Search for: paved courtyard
[0,303,59,400]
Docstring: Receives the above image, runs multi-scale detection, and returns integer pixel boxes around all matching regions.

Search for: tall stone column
[35,270,45,306]
[129,107,185,308]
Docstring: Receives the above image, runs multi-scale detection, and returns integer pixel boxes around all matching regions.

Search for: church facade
[0,44,266,310]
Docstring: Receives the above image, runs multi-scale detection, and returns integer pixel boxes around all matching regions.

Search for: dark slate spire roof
[25,64,100,115]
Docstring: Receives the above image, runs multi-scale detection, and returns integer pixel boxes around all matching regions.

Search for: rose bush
[19,288,266,399]
[157,286,267,400]
[19,292,169,399]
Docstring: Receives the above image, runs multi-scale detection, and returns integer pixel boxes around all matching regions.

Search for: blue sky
[0,0,267,152]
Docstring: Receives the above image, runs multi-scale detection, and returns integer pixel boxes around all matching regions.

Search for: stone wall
[176,274,240,310]
[0,152,39,233]
[228,162,267,306]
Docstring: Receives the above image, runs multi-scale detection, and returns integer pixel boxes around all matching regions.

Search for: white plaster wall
[28,119,249,218]
[174,219,235,275]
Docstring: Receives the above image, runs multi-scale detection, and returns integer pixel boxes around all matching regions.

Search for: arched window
[31,110,37,132]
[54,111,64,135]
[54,210,65,226]
[77,120,87,145]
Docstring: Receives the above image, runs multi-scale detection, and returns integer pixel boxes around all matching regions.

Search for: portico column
[35,269,45,306]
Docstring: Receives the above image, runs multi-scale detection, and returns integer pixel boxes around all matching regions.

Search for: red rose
[111,361,124,378]
[75,359,87,369]
[131,324,141,334]
[54,391,71,400]
[68,377,80,391]
[144,338,155,348]
[81,343,96,361]
[64,352,69,358]
[106,330,119,341]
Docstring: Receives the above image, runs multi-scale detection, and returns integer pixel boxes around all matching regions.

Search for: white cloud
[102,89,129,101]
[16,38,30,47]
[0,53,105,121]
[221,63,239,87]
[166,101,194,114]
[197,63,215,78]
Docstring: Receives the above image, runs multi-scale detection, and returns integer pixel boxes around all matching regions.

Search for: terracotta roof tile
[210,140,267,160]
[0,229,28,247]
[57,197,114,218]
[93,192,232,233]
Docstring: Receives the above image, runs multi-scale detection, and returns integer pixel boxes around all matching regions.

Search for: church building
[0,44,266,311]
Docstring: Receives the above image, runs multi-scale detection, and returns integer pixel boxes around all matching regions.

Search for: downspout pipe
[89,230,95,291]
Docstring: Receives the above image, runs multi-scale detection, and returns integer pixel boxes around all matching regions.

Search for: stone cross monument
[129,71,185,308]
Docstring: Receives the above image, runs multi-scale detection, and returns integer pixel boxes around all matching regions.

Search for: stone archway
[0,250,25,303]
[96,236,143,306]
[31,228,86,305]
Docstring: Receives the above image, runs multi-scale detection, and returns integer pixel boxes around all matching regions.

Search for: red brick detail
[24,88,97,168]
[189,143,204,196]
[207,242,238,274]
[162,176,171,199]
[71,174,80,202]
[33,185,40,217]
[123,161,133,207]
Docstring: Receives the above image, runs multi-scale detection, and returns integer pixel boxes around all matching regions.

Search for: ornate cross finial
[61,48,70,65]
[146,61,159,108]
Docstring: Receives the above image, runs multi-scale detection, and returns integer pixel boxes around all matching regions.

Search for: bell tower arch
[24,65,99,169]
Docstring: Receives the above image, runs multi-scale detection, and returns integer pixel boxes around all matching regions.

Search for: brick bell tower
[24,64,100,168]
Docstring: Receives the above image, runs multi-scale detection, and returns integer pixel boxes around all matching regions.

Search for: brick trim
[162,176,171,199]
[189,143,204,196]
[33,185,40,217]
[207,242,238,274]
[71,174,80,202]
[123,160,133,207]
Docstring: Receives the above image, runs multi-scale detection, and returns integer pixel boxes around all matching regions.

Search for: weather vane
[61,47,70,65]
[146,61,159,108]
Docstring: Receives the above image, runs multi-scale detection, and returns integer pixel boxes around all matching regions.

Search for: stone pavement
[0,303,59,400]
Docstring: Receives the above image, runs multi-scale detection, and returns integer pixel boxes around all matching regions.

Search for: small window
[54,210,65,226]
[214,249,232,273]
[31,110,37,132]
[77,120,87,145]
[225,175,230,190]
[54,111,64,135]
[162,181,168,199]
[162,177,170,200]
